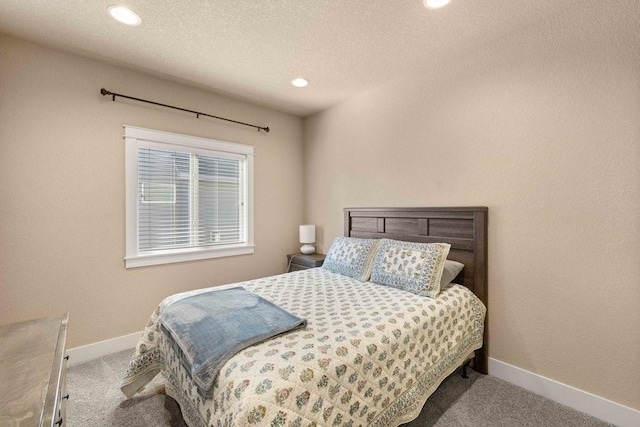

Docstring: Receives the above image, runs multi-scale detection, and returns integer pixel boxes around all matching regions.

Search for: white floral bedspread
[121,268,485,427]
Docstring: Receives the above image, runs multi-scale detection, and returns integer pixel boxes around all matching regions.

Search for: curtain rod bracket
[99,88,269,133]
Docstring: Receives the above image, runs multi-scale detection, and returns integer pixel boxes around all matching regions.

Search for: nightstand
[287,253,325,272]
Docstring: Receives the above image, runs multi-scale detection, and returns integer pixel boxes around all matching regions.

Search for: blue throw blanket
[158,287,306,397]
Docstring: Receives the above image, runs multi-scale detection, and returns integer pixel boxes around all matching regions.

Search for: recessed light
[424,0,451,9]
[291,78,309,88]
[107,5,141,26]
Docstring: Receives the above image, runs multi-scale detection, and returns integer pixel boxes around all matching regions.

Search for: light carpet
[67,349,612,426]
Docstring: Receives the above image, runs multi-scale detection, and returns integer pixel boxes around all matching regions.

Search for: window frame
[124,126,254,268]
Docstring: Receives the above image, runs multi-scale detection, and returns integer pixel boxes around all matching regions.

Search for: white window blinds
[125,126,254,268]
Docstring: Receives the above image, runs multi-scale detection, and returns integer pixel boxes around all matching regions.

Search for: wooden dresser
[0,314,69,426]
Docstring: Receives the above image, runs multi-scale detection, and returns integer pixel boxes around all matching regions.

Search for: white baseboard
[67,331,142,367]
[67,333,639,426]
[489,358,640,427]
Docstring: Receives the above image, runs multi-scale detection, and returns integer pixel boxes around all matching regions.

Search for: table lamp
[299,224,316,255]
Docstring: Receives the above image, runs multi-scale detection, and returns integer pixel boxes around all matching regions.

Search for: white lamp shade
[299,225,315,244]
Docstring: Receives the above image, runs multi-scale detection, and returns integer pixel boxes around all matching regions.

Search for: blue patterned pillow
[322,237,379,281]
[370,239,451,297]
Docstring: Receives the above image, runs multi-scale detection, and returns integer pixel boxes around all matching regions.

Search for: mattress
[122,268,486,427]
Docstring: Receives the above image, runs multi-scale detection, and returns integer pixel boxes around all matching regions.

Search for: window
[125,126,254,268]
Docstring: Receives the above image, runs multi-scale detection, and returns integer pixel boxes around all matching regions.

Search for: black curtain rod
[100,88,270,133]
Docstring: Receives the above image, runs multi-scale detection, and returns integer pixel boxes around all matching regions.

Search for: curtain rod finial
[100,88,116,101]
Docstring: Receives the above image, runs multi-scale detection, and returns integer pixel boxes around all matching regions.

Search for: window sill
[125,244,255,268]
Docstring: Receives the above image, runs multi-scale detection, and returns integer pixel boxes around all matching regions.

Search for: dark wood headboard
[344,206,488,373]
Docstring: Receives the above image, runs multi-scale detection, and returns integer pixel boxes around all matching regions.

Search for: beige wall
[0,35,304,348]
[303,7,640,410]
[1,3,639,412]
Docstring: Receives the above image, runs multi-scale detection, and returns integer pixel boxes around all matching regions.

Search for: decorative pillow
[322,237,379,281]
[370,238,451,297]
[440,260,464,289]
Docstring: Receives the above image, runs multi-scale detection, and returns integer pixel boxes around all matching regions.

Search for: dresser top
[0,315,68,426]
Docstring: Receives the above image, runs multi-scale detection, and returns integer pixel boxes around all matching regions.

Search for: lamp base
[300,244,315,255]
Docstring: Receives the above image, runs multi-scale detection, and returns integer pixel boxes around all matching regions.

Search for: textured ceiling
[0,1,635,116]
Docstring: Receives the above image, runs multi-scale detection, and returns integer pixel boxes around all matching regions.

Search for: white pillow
[440,260,464,289]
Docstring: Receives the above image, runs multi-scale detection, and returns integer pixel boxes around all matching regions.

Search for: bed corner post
[473,209,489,374]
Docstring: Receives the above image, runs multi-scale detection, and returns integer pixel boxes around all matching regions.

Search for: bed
[121,207,488,426]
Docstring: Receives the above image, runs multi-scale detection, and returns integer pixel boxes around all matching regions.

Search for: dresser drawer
[56,354,69,426]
